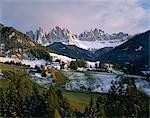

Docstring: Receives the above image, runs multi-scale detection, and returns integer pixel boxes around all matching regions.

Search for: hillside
[100,30,150,71]
[94,47,113,61]
[47,42,93,61]
[0,24,51,60]
[48,42,116,61]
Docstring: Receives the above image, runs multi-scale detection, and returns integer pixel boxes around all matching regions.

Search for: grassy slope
[47,68,68,86]
[0,63,46,94]
[0,63,27,89]
[0,24,52,60]
[0,79,10,88]
[0,63,27,71]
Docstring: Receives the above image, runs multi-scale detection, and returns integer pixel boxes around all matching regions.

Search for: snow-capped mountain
[46,26,78,45]
[76,28,131,50]
[26,26,78,46]
[26,27,131,50]
[26,30,34,40]
[27,27,48,45]
[78,28,129,41]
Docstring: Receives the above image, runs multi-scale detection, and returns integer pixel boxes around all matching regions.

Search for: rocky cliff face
[46,26,77,44]
[26,26,78,46]
[78,28,130,41]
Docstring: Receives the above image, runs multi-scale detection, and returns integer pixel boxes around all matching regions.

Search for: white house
[47,62,61,70]
[77,67,87,72]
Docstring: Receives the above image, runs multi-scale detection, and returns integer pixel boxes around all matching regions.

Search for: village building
[46,62,61,70]
[60,63,68,70]
[77,67,87,72]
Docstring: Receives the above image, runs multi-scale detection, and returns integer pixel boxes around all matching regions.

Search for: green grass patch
[62,90,103,112]
[0,63,28,73]
[47,68,68,86]
[54,71,68,86]
[0,79,10,88]
[0,63,46,96]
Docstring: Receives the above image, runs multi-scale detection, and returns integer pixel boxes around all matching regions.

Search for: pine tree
[125,81,141,117]
[41,65,46,77]
[104,81,126,117]
[89,95,94,107]
[70,61,78,70]
[47,86,59,117]
[5,70,32,117]
[32,83,40,96]
[0,88,6,117]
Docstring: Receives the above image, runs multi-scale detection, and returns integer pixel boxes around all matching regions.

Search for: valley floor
[63,71,150,96]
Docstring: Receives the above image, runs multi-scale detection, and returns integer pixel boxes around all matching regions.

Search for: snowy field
[50,52,75,63]
[64,71,150,96]
[30,76,52,89]
[0,57,47,68]
[50,52,96,68]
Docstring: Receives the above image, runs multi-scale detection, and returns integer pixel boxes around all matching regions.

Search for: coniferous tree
[47,86,59,117]
[104,81,126,117]
[32,83,40,97]
[0,88,6,117]
[41,65,46,77]
[70,61,78,70]
[125,81,141,117]
[5,71,32,117]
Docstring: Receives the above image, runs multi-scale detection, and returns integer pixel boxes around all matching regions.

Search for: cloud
[1,0,149,35]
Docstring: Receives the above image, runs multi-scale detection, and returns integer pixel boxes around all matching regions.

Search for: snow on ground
[30,76,51,89]
[135,46,142,51]
[50,53,96,68]
[86,61,96,68]
[135,79,150,96]
[34,73,42,78]
[0,57,47,68]
[22,59,47,68]
[93,72,118,93]
[64,71,118,93]
[75,39,127,50]
[64,71,150,95]
[50,52,75,63]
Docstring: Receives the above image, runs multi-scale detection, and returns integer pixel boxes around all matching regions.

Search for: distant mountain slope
[0,24,51,60]
[94,47,113,61]
[47,42,93,61]
[47,42,115,61]
[100,30,150,70]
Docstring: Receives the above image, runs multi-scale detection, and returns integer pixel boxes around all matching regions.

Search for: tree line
[70,59,87,70]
